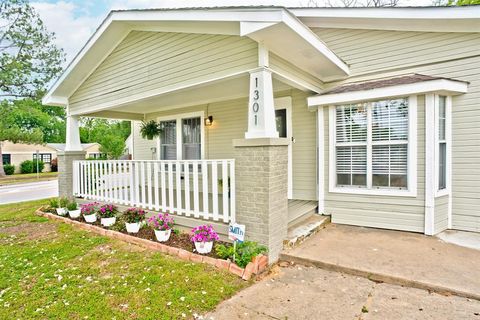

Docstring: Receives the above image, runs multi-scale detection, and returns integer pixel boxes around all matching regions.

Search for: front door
[275,98,293,199]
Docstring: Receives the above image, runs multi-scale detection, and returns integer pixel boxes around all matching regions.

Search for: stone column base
[233,138,289,263]
[58,151,86,197]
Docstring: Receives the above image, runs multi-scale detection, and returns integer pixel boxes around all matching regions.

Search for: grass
[0,200,246,319]
[0,172,58,186]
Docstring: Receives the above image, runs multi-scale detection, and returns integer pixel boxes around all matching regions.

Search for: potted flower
[67,201,81,219]
[81,202,98,223]
[148,213,174,242]
[123,207,146,233]
[54,197,68,216]
[98,204,118,227]
[140,120,161,140]
[190,225,219,254]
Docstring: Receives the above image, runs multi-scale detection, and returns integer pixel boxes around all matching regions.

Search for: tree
[307,0,400,6]
[0,0,65,176]
[448,0,480,4]
[99,134,126,160]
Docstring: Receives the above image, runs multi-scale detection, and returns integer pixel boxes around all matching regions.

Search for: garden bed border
[35,209,268,281]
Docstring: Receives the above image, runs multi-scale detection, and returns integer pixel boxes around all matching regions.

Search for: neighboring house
[42,6,480,261]
[47,143,103,159]
[1,141,102,173]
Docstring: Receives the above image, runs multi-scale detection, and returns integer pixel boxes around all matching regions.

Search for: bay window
[331,97,415,195]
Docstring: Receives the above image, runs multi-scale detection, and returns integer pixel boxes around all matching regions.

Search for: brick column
[58,151,86,197]
[233,138,289,263]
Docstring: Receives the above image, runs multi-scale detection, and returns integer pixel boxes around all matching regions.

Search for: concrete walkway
[281,224,480,300]
[207,266,480,320]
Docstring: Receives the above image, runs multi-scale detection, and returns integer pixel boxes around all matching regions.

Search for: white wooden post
[65,115,83,151]
[245,67,278,139]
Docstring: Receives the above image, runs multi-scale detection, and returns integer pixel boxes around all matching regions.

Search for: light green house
[43,6,480,261]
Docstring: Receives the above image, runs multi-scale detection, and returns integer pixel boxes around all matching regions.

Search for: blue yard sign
[228,223,246,242]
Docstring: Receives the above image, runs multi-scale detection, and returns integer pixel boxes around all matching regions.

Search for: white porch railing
[73,160,235,223]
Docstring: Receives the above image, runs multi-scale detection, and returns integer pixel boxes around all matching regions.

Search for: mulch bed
[43,207,229,259]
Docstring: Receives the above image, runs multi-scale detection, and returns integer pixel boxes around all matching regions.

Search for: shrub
[123,207,146,223]
[66,201,78,211]
[20,160,33,173]
[59,197,69,208]
[190,225,219,243]
[50,158,58,172]
[49,198,59,209]
[3,164,15,175]
[81,202,98,216]
[98,204,118,218]
[215,241,267,268]
[148,213,174,231]
[32,159,44,173]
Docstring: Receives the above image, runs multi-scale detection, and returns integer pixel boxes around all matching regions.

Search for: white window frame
[328,95,417,197]
[434,95,451,197]
[156,111,205,160]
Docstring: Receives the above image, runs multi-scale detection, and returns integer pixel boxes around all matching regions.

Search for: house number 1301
[252,77,260,125]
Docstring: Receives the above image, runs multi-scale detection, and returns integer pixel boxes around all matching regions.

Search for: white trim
[327,96,417,197]
[274,96,293,199]
[290,7,480,33]
[270,68,323,93]
[156,111,205,161]
[446,96,453,229]
[317,108,324,214]
[424,94,435,236]
[308,79,468,109]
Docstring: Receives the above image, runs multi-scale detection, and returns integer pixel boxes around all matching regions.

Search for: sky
[31,0,436,65]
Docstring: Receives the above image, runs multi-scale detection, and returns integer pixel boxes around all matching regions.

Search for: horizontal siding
[434,195,449,234]
[132,121,157,160]
[316,28,480,233]
[70,31,258,112]
[324,95,426,233]
[313,28,480,76]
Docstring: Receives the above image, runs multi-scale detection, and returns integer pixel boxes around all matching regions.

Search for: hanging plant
[140,120,161,140]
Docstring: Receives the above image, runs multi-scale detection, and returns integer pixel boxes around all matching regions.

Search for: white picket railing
[73,160,235,223]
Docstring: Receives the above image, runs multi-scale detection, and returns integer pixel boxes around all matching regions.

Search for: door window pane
[160,120,177,160]
[275,109,287,138]
[182,117,201,160]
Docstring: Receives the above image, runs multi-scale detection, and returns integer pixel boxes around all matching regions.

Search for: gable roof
[42,6,350,107]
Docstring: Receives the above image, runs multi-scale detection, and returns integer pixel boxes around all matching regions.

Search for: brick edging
[280,253,480,301]
[35,209,268,281]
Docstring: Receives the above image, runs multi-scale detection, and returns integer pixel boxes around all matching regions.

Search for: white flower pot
[125,222,140,233]
[101,217,116,227]
[194,241,213,254]
[84,213,97,223]
[69,209,81,219]
[56,208,67,216]
[154,229,171,242]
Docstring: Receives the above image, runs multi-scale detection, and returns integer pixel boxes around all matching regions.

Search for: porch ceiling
[82,74,292,120]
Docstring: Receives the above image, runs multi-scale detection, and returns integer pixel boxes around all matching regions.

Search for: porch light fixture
[204,115,213,126]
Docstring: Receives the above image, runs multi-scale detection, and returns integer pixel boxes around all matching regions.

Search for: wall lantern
[204,115,213,126]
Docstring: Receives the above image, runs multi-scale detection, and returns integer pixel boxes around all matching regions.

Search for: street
[0,180,58,205]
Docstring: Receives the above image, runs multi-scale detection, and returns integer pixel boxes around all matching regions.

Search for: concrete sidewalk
[281,224,480,300]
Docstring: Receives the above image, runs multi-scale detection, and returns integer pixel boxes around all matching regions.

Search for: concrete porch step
[284,214,330,249]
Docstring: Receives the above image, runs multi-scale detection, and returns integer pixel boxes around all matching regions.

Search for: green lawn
[0,200,246,319]
[0,172,58,186]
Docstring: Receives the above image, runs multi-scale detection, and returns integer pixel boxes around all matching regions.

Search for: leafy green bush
[66,201,78,211]
[3,164,15,175]
[20,160,33,173]
[49,198,59,208]
[32,159,44,173]
[59,197,69,208]
[215,241,267,268]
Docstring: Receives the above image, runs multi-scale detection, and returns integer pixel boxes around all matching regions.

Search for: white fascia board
[290,7,480,33]
[240,21,278,36]
[42,95,68,107]
[280,11,349,77]
[308,79,468,109]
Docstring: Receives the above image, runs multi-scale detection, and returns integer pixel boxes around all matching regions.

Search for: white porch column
[59,112,86,197]
[65,114,83,151]
[245,68,278,139]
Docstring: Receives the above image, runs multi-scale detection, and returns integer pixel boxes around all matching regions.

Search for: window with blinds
[160,120,177,160]
[438,96,447,190]
[335,98,409,190]
[182,117,201,160]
